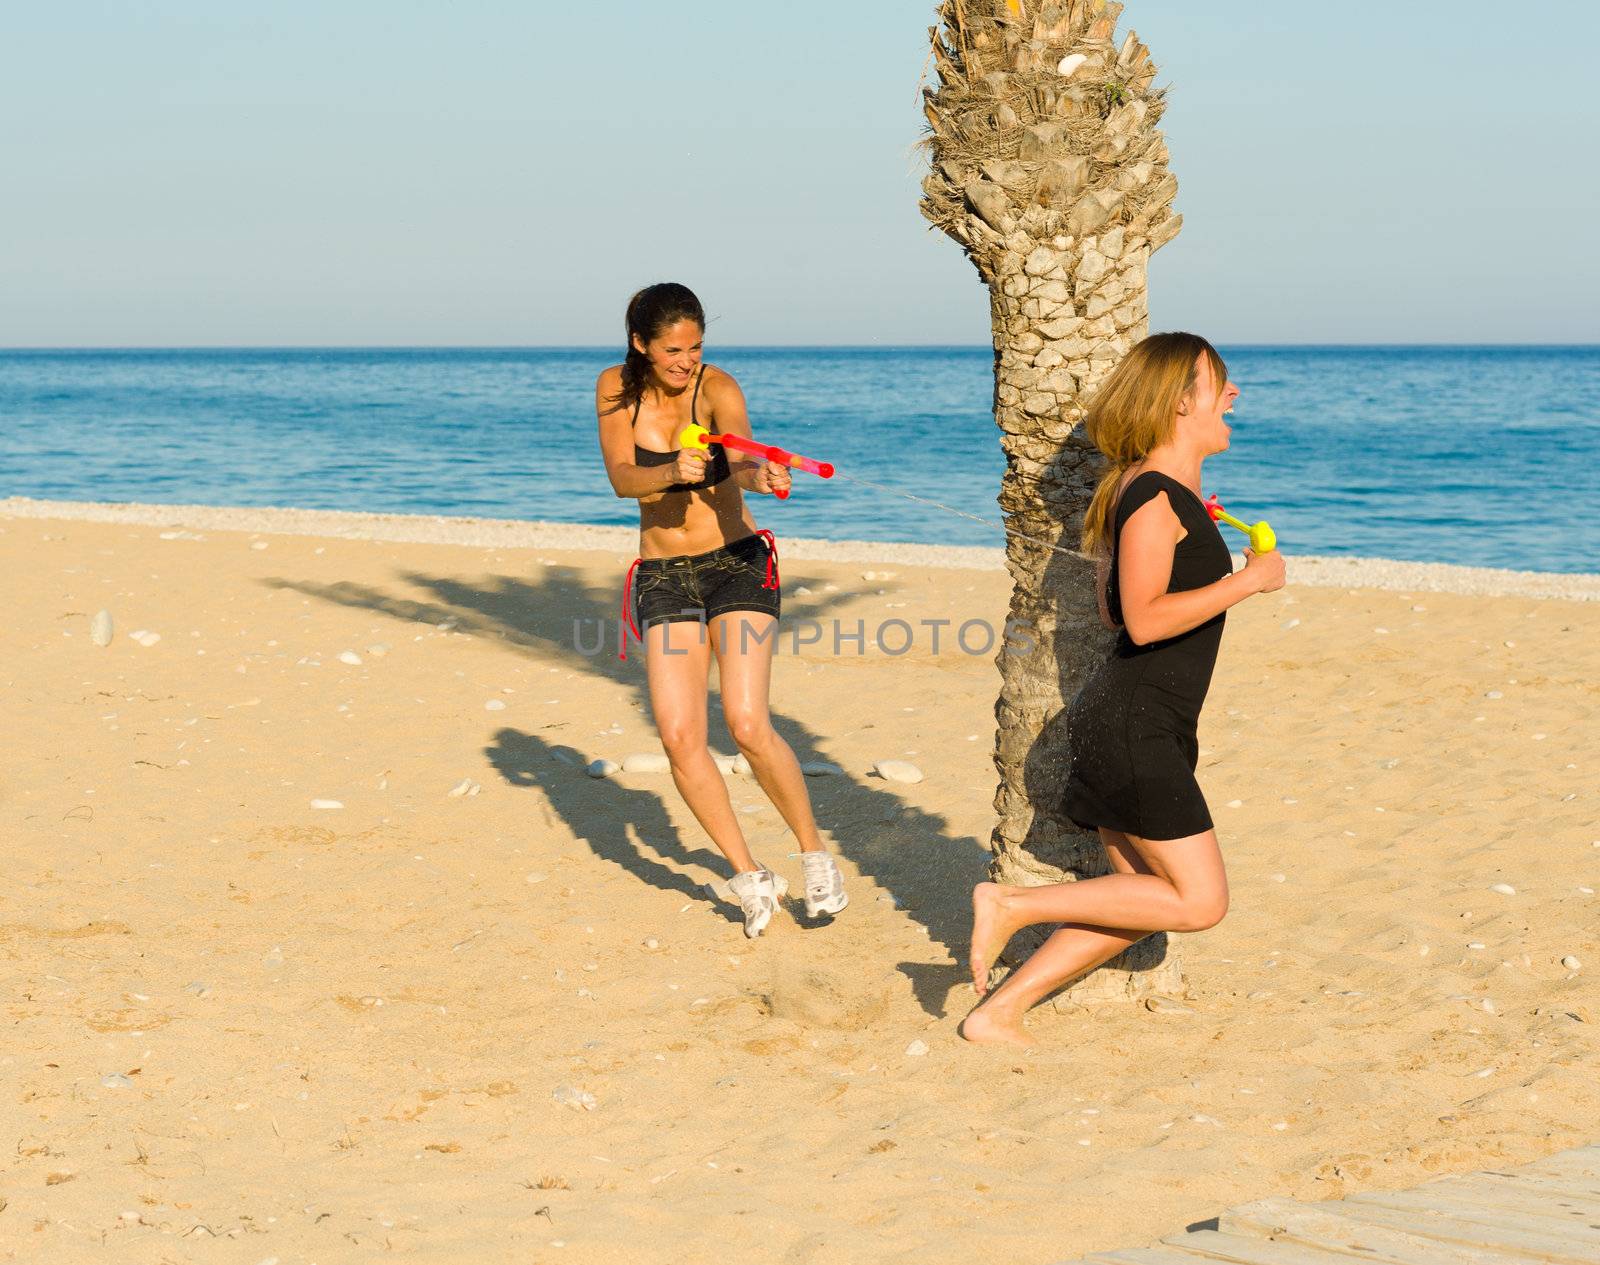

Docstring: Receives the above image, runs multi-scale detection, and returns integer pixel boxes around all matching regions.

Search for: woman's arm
[1117,493,1283,645]
[701,369,789,497]
[595,369,706,498]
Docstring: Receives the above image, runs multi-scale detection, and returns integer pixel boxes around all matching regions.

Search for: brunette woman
[596,283,848,937]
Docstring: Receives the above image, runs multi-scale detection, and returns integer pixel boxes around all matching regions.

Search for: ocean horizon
[4,344,1596,574]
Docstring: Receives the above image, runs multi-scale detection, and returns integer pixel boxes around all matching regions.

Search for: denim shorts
[628,531,781,637]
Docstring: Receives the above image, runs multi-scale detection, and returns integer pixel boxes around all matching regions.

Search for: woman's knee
[1173,890,1229,933]
[725,710,775,752]
[658,722,707,762]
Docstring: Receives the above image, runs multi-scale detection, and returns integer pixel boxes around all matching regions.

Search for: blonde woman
[964,332,1285,1047]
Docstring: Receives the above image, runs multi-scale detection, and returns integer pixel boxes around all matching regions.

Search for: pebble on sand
[130,629,161,647]
[485,699,506,711]
[338,650,363,665]
[447,779,481,797]
[802,761,844,777]
[552,1085,597,1112]
[1490,883,1516,896]
[905,1039,930,1057]
[1562,955,1582,971]
[621,753,671,774]
[874,760,923,785]
[100,1074,134,1089]
[310,799,343,810]
[587,758,619,779]
[90,610,114,646]
[1145,996,1196,1015]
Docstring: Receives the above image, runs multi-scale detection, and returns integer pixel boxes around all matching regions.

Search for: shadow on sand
[266,560,992,1016]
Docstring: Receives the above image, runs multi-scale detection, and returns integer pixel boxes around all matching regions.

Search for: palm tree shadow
[265,560,992,1013]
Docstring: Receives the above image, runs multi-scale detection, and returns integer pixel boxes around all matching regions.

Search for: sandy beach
[3,496,1597,1264]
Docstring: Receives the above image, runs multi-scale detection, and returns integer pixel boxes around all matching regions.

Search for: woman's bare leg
[961,828,1229,1047]
[969,827,1228,983]
[645,618,758,874]
[961,832,1151,1047]
[711,611,825,853]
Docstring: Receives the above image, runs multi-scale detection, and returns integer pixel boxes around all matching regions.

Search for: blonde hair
[1080,332,1228,555]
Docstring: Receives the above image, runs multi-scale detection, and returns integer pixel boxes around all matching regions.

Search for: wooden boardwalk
[1060,1145,1600,1264]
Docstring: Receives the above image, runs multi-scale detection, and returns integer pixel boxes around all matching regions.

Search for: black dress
[1062,471,1233,841]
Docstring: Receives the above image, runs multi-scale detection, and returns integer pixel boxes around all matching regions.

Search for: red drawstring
[756,529,779,591]
[619,557,642,660]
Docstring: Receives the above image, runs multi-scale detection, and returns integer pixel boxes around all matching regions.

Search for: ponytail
[1081,458,1129,557]
[616,344,652,415]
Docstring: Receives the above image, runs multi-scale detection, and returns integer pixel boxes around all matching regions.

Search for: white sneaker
[728,869,784,939]
[800,851,849,919]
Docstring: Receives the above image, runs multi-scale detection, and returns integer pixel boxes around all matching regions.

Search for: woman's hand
[753,459,791,497]
[671,449,708,485]
[1243,547,1287,593]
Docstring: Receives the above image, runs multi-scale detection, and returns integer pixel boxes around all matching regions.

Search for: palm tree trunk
[921,0,1185,1001]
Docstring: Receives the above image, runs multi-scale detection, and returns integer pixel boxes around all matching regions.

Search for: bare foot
[959,1003,1037,1049]
[969,882,1016,996]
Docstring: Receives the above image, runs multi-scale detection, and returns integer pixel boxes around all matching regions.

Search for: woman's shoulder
[697,362,739,392]
[698,363,747,414]
[595,364,630,420]
[1114,470,1184,532]
[1116,468,1176,508]
[1123,469,1201,504]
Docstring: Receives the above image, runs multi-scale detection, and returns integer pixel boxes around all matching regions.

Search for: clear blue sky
[3,2,1596,346]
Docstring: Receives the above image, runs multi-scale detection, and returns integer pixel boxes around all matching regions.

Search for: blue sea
[2,346,1596,573]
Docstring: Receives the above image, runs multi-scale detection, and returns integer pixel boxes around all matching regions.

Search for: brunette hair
[610,282,706,413]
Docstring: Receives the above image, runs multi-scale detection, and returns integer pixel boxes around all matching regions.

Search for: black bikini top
[632,368,730,493]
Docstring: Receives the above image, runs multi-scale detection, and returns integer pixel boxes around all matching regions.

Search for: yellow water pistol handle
[1205,495,1277,553]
